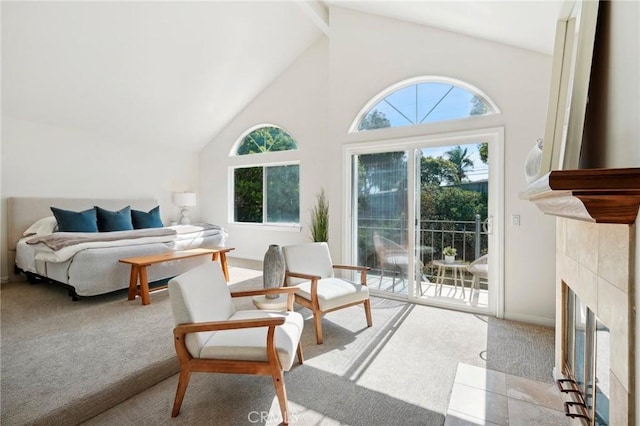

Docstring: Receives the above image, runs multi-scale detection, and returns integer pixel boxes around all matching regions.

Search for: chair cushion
[296,277,369,312]
[168,262,236,358]
[468,264,488,277]
[386,254,408,266]
[282,242,335,285]
[199,310,304,371]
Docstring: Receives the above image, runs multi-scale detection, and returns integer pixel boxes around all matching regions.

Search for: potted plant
[310,188,328,242]
[443,246,457,263]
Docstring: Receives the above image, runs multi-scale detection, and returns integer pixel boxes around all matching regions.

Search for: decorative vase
[444,255,455,264]
[263,245,285,299]
[524,138,544,183]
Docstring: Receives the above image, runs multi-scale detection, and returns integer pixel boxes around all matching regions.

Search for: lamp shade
[173,192,197,207]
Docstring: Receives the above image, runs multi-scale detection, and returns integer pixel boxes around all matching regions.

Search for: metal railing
[358,214,488,272]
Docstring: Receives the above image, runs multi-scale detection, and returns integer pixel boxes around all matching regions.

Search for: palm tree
[445,145,474,182]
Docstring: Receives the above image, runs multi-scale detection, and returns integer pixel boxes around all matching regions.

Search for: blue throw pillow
[95,206,134,232]
[50,207,98,233]
[131,206,164,229]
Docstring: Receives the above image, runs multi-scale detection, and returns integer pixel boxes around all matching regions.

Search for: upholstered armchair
[282,242,372,345]
[168,262,303,424]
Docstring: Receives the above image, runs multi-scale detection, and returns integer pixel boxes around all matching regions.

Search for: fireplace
[555,217,632,425]
[521,168,640,425]
[560,287,610,423]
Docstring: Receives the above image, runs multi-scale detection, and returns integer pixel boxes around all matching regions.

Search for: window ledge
[228,222,302,232]
[519,168,640,224]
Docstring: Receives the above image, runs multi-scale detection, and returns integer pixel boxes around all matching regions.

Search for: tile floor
[371,273,490,309]
[445,363,581,426]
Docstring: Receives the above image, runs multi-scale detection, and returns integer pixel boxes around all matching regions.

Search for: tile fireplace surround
[522,167,640,424]
[556,217,633,424]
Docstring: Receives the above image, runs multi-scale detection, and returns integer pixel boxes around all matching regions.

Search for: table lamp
[173,192,197,225]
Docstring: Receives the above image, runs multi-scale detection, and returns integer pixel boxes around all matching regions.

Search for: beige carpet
[0,267,260,425]
[1,268,555,425]
[1,279,179,425]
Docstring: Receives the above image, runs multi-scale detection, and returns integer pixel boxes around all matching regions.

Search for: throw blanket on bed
[27,228,176,251]
[26,223,226,263]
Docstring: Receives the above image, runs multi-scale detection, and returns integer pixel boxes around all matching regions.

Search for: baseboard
[1,276,9,284]
[227,257,262,270]
[503,312,555,328]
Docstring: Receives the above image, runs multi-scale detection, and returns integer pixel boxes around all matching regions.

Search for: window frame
[230,123,299,157]
[228,160,301,229]
[349,76,501,133]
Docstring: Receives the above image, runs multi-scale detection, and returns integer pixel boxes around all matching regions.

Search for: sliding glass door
[353,150,410,296]
[414,142,490,310]
[349,130,502,314]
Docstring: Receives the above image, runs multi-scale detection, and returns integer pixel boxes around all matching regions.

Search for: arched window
[231,125,299,225]
[351,77,499,132]
[234,125,298,155]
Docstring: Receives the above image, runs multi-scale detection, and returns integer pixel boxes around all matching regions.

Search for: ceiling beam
[296,0,329,36]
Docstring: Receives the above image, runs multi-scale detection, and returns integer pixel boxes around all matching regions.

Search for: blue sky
[365,82,490,182]
[370,82,487,128]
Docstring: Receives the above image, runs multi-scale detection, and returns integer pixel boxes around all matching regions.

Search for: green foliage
[266,165,299,223]
[445,146,474,183]
[421,156,458,186]
[431,186,487,221]
[237,127,297,155]
[355,148,489,267]
[310,188,329,242]
[357,151,406,194]
[478,143,488,164]
[358,109,391,131]
[235,165,300,224]
[443,246,457,256]
[234,167,263,222]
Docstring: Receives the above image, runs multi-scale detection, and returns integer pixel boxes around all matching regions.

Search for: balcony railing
[358,214,488,279]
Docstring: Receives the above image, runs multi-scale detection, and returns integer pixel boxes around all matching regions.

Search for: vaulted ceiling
[1,1,565,152]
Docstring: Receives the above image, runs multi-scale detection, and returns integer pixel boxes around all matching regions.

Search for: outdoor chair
[373,233,409,292]
[282,242,372,345]
[168,262,304,424]
[467,254,488,294]
[373,233,429,294]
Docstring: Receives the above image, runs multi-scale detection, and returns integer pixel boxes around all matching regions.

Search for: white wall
[328,8,557,325]
[199,38,330,261]
[200,7,557,324]
[1,116,200,281]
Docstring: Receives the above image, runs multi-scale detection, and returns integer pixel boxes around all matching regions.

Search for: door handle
[483,216,493,234]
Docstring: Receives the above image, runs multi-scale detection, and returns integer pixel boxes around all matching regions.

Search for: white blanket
[26,224,227,263]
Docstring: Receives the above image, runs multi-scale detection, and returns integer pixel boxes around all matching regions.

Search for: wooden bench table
[119,247,235,305]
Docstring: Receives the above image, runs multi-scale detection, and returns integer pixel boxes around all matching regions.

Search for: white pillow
[23,216,58,236]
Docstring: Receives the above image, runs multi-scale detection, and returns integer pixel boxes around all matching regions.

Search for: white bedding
[15,223,229,297]
[25,224,222,263]
[15,239,37,273]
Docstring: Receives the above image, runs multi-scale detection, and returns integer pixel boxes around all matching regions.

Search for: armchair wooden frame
[172,286,303,425]
[286,264,372,345]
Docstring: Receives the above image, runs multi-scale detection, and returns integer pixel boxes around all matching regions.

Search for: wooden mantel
[520,168,640,224]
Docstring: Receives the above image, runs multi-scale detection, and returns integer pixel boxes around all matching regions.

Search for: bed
[8,197,229,299]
